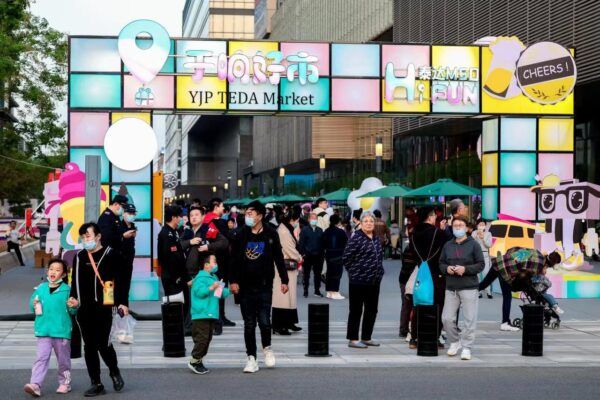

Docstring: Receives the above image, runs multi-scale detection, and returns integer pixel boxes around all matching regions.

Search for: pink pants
[30,337,71,388]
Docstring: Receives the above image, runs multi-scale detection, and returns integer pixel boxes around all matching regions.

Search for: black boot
[289,325,302,332]
[222,317,236,327]
[84,383,105,397]
[213,322,223,336]
[110,371,124,392]
[273,328,291,335]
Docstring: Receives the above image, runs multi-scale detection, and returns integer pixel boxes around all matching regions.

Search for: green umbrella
[258,195,278,204]
[358,183,411,198]
[224,198,238,205]
[276,194,310,203]
[321,188,351,202]
[403,178,480,197]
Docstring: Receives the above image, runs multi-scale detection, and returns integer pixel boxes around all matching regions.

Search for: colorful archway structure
[67,21,577,300]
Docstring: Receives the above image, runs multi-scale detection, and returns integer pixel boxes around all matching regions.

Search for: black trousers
[7,242,24,265]
[161,277,192,333]
[479,268,512,323]
[191,319,216,360]
[399,283,413,336]
[76,304,119,383]
[346,283,380,341]
[303,254,324,293]
[239,288,272,357]
[325,258,343,292]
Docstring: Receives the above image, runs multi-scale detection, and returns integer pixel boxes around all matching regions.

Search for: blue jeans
[542,293,558,308]
[240,288,273,357]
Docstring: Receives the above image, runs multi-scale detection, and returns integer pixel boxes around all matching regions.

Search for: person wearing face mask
[299,212,325,297]
[70,223,128,397]
[115,203,138,344]
[97,195,134,260]
[439,215,485,361]
[272,208,303,335]
[322,214,348,300]
[228,201,289,373]
[158,205,192,334]
[471,219,493,300]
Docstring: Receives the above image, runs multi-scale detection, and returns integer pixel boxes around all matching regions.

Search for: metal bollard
[416,305,439,357]
[306,303,331,357]
[521,304,544,356]
[162,302,186,358]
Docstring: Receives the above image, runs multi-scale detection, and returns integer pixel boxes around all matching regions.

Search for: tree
[0,0,67,215]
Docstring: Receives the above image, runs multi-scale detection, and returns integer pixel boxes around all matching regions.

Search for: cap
[124,203,137,214]
[112,195,129,206]
[265,203,275,210]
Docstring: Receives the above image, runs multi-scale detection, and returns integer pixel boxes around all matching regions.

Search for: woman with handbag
[70,223,128,397]
[272,208,303,335]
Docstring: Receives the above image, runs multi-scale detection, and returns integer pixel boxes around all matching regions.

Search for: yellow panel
[481,47,574,115]
[111,112,151,124]
[538,118,574,151]
[482,153,498,186]
[176,76,227,110]
[228,41,278,57]
[381,80,430,113]
[432,46,479,69]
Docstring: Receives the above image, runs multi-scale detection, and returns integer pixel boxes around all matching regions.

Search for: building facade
[251,0,394,196]
[392,0,600,187]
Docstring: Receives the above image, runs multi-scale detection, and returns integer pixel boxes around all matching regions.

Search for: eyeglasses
[539,185,600,214]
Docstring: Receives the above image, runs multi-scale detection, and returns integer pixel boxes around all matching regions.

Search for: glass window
[489,224,507,238]
[527,228,536,238]
[508,226,523,238]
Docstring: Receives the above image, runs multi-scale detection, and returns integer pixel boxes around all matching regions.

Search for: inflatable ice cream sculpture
[58,162,108,250]
[531,174,600,271]
[347,177,392,220]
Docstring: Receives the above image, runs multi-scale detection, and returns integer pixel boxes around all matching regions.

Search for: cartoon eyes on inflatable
[539,186,600,215]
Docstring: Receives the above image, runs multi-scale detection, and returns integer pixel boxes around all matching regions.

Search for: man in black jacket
[299,212,325,297]
[229,200,289,373]
[158,205,192,335]
[97,195,134,255]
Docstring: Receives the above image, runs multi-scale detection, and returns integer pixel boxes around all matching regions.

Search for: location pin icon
[118,19,171,84]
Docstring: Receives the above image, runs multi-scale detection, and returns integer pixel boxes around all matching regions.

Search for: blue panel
[500,153,537,186]
[69,148,110,183]
[501,118,537,150]
[129,273,159,301]
[70,38,121,72]
[70,74,122,108]
[331,44,380,77]
[280,78,330,111]
[482,188,498,220]
[111,185,152,220]
[132,220,151,256]
[111,164,151,183]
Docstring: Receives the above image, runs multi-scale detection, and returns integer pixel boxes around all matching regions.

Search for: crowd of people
[22,195,565,397]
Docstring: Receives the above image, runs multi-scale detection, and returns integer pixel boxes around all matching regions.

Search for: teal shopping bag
[412,261,434,306]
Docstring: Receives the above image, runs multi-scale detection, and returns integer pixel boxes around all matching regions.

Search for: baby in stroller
[492,248,563,330]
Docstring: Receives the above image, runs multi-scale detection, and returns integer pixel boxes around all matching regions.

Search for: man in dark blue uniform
[119,203,137,311]
[97,195,135,254]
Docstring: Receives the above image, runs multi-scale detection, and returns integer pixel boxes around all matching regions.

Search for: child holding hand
[24,258,79,397]
[188,254,230,375]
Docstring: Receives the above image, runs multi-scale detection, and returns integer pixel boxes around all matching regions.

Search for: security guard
[97,194,134,254]
[120,203,138,310]
[158,205,192,335]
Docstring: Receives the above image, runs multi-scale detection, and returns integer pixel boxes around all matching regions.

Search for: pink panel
[123,75,174,109]
[280,42,330,76]
[546,274,564,298]
[500,188,536,221]
[332,79,380,112]
[69,112,109,146]
[132,257,151,275]
[381,44,430,76]
[538,153,574,181]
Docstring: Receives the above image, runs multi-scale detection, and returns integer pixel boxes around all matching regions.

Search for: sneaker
[263,346,276,368]
[83,383,105,397]
[273,328,291,336]
[213,324,223,336]
[110,371,124,392]
[500,322,520,332]
[487,293,493,299]
[405,333,411,342]
[326,292,333,298]
[222,318,236,327]
[24,383,41,397]
[348,340,368,349]
[289,325,302,332]
[314,291,324,298]
[361,340,380,347]
[331,292,345,300]
[408,339,417,349]
[243,356,259,373]
[553,305,565,315]
[188,360,209,375]
[447,342,460,356]
[56,384,71,394]
[460,348,472,360]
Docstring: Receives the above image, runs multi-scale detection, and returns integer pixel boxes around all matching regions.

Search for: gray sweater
[439,236,485,291]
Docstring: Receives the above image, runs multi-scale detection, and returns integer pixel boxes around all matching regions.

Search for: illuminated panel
[176,76,227,110]
[431,46,480,113]
[482,188,498,220]
[69,112,109,146]
[111,112,151,124]
[538,118,574,151]
[331,44,379,77]
[112,184,152,219]
[280,42,330,75]
[280,79,330,112]
[70,38,121,72]
[482,118,499,152]
[500,153,537,186]
[228,81,278,111]
[500,118,536,150]
[123,75,174,109]
[175,40,226,74]
[482,153,498,186]
[500,188,536,220]
[538,153,574,181]
[70,74,122,108]
[331,79,379,112]
[69,148,110,183]
[112,164,152,183]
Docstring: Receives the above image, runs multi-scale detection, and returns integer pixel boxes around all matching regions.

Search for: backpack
[411,229,439,306]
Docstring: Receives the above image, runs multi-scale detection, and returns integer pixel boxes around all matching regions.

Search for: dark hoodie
[405,222,447,286]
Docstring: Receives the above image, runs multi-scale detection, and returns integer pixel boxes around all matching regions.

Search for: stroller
[491,247,561,330]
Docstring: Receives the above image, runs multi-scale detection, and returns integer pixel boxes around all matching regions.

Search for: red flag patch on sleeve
[170,246,177,252]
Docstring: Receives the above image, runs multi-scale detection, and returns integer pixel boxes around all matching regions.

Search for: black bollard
[306,303,331,357]
[521,304,544,356]
[70,315,82,359]
[162,302,186,358]
[416,305,439,357]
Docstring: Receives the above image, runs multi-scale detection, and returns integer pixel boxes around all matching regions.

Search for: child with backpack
[24,258,79,397]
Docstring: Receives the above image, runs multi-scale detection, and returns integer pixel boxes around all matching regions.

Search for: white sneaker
[326,292,332,299]
[460,348,472,360]
[447,342,460,356]
[500,322,520,332]
[405,332,411,342]
[331,292,346,300]
[553,305,565,315]
[263,346,276,368]
[243,356,259,373]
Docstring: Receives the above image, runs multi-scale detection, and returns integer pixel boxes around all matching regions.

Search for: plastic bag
[405,266,418,295]
[110,313,137,344]
[412,261,434,306]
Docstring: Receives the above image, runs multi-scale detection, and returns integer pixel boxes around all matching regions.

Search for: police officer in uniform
[98,195,134,254]
[119,203,137,312]
[158,205,192,335]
